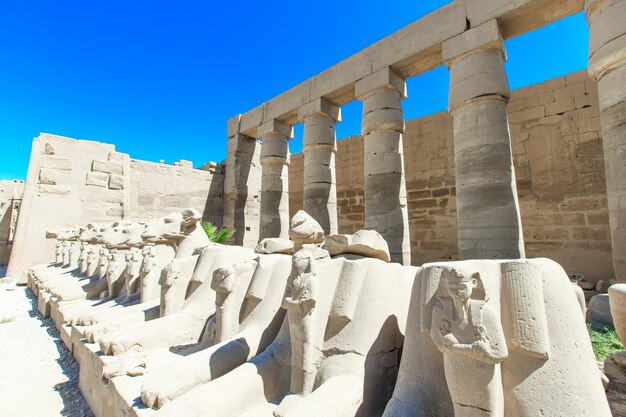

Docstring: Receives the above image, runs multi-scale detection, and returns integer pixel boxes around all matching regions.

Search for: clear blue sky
[0,1,588,180]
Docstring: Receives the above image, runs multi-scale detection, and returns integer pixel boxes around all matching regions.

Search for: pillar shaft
[298,99,340,235]
[445,21,524,260]
[356,67,410,265]
[223,133,261,248]
[258,120,292,240]
[587,0,626,281]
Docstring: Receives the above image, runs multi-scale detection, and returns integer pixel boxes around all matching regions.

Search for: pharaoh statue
[430,267,507,417]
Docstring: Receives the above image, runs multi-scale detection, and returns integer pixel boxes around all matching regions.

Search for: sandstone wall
[128,159,223,226]
[289,70,612,281]
[6,134,223,277]
[0,180,24,266]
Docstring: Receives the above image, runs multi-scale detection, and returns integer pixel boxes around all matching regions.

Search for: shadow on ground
[25,289,94,417]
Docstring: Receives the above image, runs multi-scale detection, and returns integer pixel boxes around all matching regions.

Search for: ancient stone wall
[6,134,224,277]
[128,159,223,227]
[0,180,24,266]
[289,70,612,281]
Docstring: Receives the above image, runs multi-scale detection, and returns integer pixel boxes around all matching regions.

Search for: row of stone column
[225,70,412,264]
[224,0,626,281]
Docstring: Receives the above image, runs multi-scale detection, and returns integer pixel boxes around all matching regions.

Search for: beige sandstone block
[92,160,124,175]
[41,155,73,171]
[109,175,124,190]
[38,168,57,185]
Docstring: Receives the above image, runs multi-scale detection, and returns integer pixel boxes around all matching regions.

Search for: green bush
[201,222,235,244]
[588,322,624,361]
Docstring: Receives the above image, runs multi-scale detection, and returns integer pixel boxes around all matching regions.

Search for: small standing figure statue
[431,268,508,417]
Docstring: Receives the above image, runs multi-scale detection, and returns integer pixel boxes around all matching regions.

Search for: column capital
[585,0,626,80]
[297,98,341,123]
[355,67,406,100]
[257,119,293,139]
[442,19,505,68]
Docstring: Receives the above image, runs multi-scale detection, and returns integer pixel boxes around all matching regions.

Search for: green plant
[587,322,624,361]
[201,222,235,244]
[0,317,15,325]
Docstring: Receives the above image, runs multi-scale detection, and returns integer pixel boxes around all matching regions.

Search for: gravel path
[0,279,94,417]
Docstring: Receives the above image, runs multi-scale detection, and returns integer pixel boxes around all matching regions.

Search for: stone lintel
[297,98,341,123]
[257,119,293,139]
[226,114,242,138]
[442,19,505,67]
[355,67,407,100]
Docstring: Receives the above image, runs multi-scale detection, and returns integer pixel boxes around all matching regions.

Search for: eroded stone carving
[430,267,507,416]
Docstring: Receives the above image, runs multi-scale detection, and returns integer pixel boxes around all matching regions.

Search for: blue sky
[0,1,588,180]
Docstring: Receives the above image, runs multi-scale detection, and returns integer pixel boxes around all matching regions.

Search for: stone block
[138,194,155,206]
[508,105,545,123]
[442,19,503,63]
[108,152,126,162]
[226,114,242,138]
[100,189,125,204]
[176,160,193,168]
[370,1,466,76]
[106,206,123,217]
[92,159,123,175]
[109,175,125,190]
[587,294,613,326]
[263,79,312,125]
[257,119,293,138]
[85,172,109,187]
[355,67,406,99]
[544,76,567,90]
[41,155,72,171]
[298,98,341,122]
[38,184,71,196]
[465,0,583,39]
[38,168,57,185]
[566,70,589,85]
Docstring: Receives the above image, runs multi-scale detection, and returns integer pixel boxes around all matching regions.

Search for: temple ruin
[4,0,626,416]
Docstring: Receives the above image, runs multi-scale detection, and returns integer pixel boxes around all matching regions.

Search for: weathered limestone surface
[586,0,626,282]
[356,67,411,265]
[25,208,612,417]
[298,98,340,236]
[6,134,224,279]
[259,120,293,240]
[444,21,525,260]
[289,70,611,280]
[0,180,23,266]
[223,124,261,248]
[383,258,610,417]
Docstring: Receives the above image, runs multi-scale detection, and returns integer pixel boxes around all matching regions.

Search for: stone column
[586,0,626,281]
[297,98,341,235]
[258,120,293,240]
[355,67,410,265]
[443,20,524,260]
[224,116,262,248]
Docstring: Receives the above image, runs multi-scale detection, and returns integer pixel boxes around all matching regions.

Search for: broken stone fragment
[289,210,324,245]
[323,229,390,262]
[609,284,626,345]
[587,294,614,327]
[578,280,596,291]
[255,238,295,254]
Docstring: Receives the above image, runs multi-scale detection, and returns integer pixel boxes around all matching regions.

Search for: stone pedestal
[356,67,410,265]
[223,129,261,248]
[298,99,340,235]
[443,20,524,260]
[586,0,626,281]
[258,120,293,240]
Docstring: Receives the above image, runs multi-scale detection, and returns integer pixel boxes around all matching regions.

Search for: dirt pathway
[0,280,93,417]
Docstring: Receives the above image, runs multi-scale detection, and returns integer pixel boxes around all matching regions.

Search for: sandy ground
[0,279,93,417]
